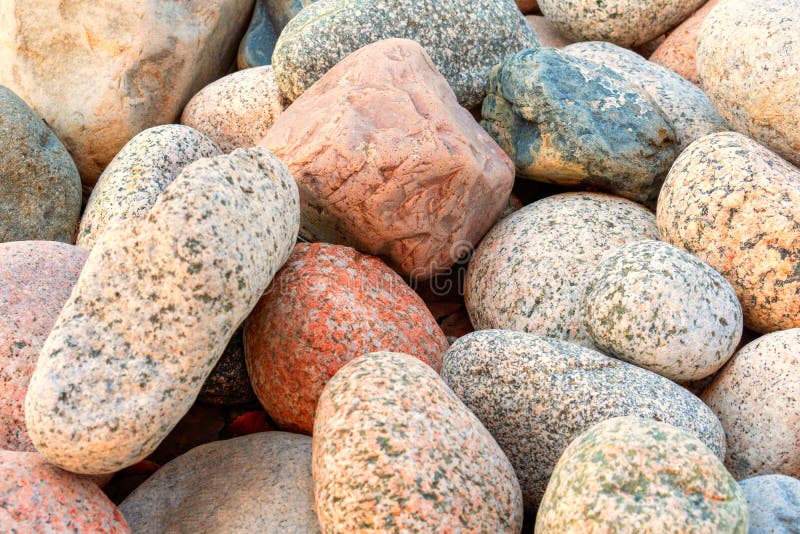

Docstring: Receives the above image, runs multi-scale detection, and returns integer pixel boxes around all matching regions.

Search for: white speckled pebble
[739,474,800,533]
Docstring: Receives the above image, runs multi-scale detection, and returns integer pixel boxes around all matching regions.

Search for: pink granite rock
[525,16,573,47]
[260,38,515,279]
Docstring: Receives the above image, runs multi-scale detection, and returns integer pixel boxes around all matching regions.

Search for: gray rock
[0,85,81,243]
[442,329,726,509]
[198,327,256,405]
[237,0,278,69]
[266,0,317,34]
[740,475,800,534]
[481,47,677,204]
[271,0,539,108]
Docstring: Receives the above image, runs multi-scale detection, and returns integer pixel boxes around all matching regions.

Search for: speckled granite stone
[262,39,514,279]
[77,125,221,250]
[538,0,706,47]
[702,329,800,480]
[0,450,129,532]
[583,239,743,382]
[697,0,800,166]
[120,432,319,533]
[535,417,747,533]
[564,41,727,151]
[266,0,317,34]
[465,192,659,346]
[657,132,800,333]
[181,67,286,153]
[0,85,81,243]
[198,327,256,405]
[482,48,676,203]
[442,330,726,510]
[739,475,800,533]
[0,241,88,452]
[525,16,573,47]
[25,147,300,475]
[237,0,278,69]
[244,242,447,434]
[271,0,539,108]
[314,351,523,532]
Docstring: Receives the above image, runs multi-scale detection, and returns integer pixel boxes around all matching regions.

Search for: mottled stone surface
[535,417,747,533]
[564,41,727,151]
[465,192,659,346]
[314,351,523,532]
[77,125,221,250]
[525,16,573,47]
[740,475,800,533]
[0,241,88,452]
[262,39,514,279]
[120,432,318,533]
[237,0,278,69]
[244,243,447,434]
[0,451,129,532]
[702,329,800,480]
[584,239,743,382]
[0,0,253,186]
[538,0,706,47]
[697,0,800,166]
[266,0,317,34]
[658,132,800,333]
[442,330,726,509]
[272,0,539,108]
[199,327,256,405]
[0,85,81,243]
[25,147,300,474]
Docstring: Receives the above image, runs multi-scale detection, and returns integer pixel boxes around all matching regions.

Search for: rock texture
[198,327,256,405]
[266,0,317,34]
[237,0,278,69]
[181,67,286,153]
[261,39,515,279]
[77,125,221,250]
[0,85,81,243]
[0,241,88,452]
[25,148,300,474]
[442,330,726,509]
[658,132,800,333]
[313,351,523,533]
[0,0,254,187]
[517,0,539,13]
[739,475,800,533]
[535,417,748,533]
[583,239,743,382]
[702,328,800,480]
[271,0,539,108]
[244,243,447,434]
[119,432,319,533]
[525,16,573,48]
[697,0,800,166]
[465,192,659,346]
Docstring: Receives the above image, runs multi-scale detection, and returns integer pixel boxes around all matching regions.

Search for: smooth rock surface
[517,0,539,12]
[535,417,747,533]
[442,330,727,509]
[119,432,319,533]
[583,239,743,382]
[77,125,221,250]
[658,132,800,333]
[702,329,800,480]
[266,0,317,34]
[314,351,523,533]
[0,85,81,243]
[739,475,800,534]
[237,0,278,69]
[525,16,573,48]
[198,327,256,405]
[465,192,659,346]
[272,0,539,108]
[25,148,300,474]
[261,39,515,279]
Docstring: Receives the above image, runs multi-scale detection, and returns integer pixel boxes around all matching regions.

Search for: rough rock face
[739,475,800,533]
[657,132,800,333]
[465,192,659,346]
[237,0,277,69]
[25,148,300,474]
[244,243,447,434]
[0,85,81,243]
[271,0,539,108]
[481,47,676,203]
[0,451,129,532]
[119,432,319,533]
[0,0,254,187]
[261,39,515,279]
[702,329,800,480]
[198,327,256,405]
[313,352,523,533]
[0,241,88,452]
[538,0,706,47]
[697,0,800,166]
[77,125,221,250]
[442,330,726,509]
[535,417,748,533]
[583,240,743,382]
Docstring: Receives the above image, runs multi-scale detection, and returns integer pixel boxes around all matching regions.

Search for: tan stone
[525,16,573,48]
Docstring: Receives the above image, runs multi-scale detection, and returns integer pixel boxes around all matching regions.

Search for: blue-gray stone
[266,0,317,34]
[237,0,279,69]
[740,475,800,534]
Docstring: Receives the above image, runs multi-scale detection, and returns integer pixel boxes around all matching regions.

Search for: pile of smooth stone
[0,0,798,531]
